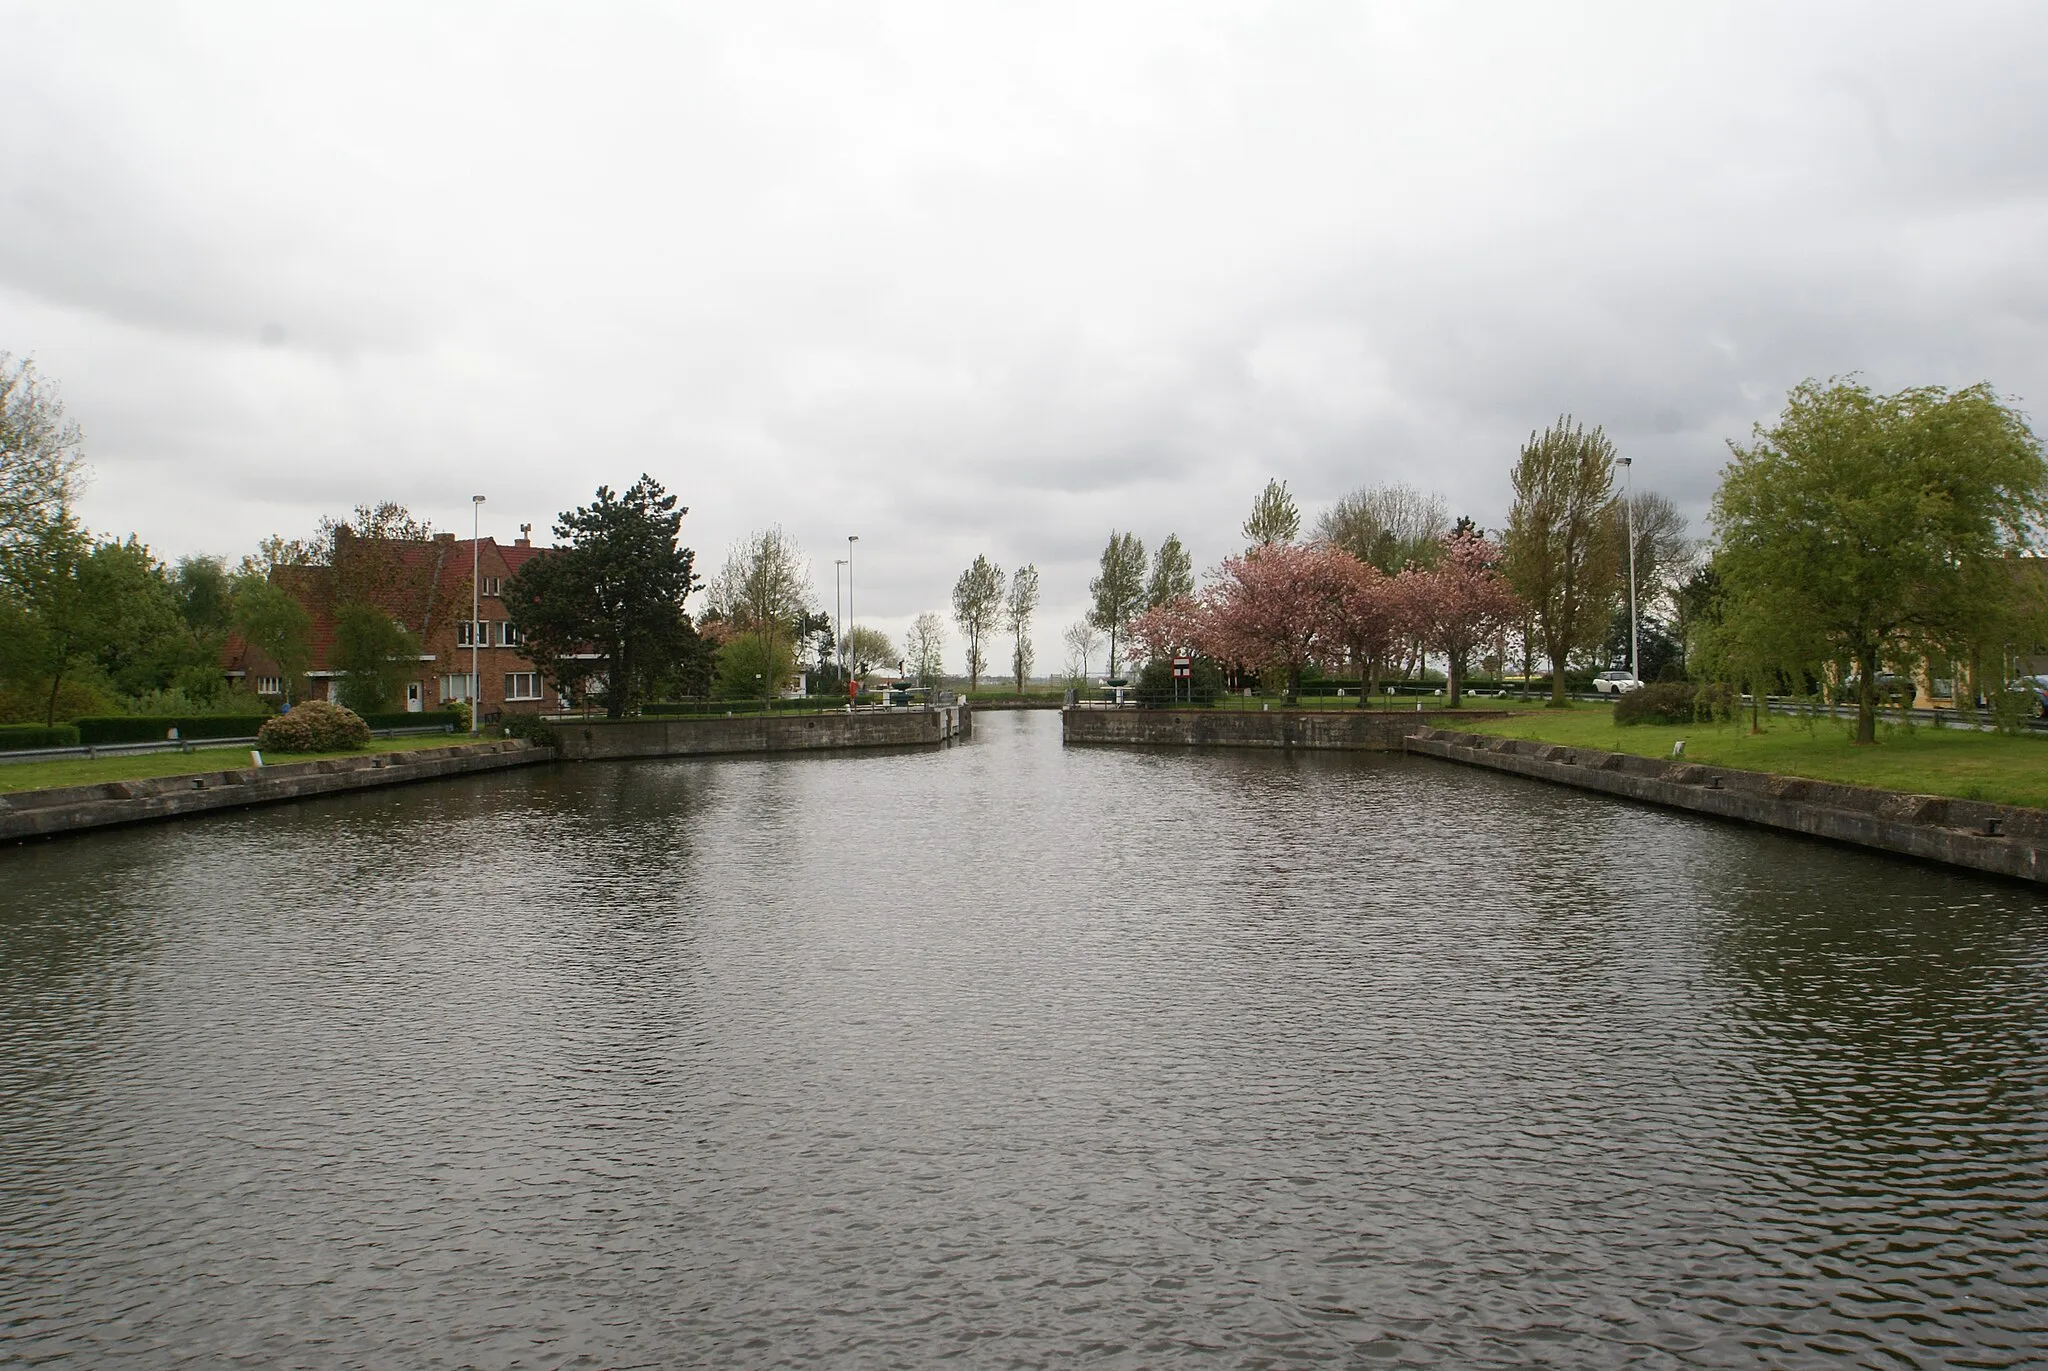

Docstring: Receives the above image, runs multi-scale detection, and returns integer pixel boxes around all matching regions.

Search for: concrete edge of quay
[552,703,968,760]
[1060,705,1515,750]
[1058,706,2048,884]
[0,739,547,844]
[0,706,974,843]
[1410,726,2048,885]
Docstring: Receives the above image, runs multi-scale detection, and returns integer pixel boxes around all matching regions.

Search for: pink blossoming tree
[1393,530,1522,707]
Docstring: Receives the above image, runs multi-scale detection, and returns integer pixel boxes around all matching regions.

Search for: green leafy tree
[173,555,236,636]
[231,574,313,704]
[1147,534,1194,607]
[333,603,423,713]
[504,475,700,719]
[0,524,193,723]
[905,612,945,687]
[0,353,85,559]
[1316,482,1450,573]
[1502,416,1623,705]
[1242,478,1301,548]
[1713,378,2048,744]
[842,625,896,676]
[1088,531,1147,678]
[704,525,815,697]
[951,554,1005,688]
[712,628,796,704]
[1005,562,1040,691]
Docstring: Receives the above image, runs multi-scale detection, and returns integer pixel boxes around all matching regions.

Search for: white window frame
[481,575,502,598]
[498,621,523,648]
[254,676,283,696]
[440,673,477,702]
[504,671,542,701]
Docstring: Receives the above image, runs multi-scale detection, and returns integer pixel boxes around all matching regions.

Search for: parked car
[1592,670,1643,695]
[2008,675,2048,717]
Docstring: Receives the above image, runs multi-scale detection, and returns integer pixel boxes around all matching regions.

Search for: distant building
[223,529,564,720]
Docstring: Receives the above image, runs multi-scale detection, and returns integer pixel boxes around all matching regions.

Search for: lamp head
[472,494,486,503]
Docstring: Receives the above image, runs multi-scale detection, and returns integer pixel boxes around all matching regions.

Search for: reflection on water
[2,711,2045,1367]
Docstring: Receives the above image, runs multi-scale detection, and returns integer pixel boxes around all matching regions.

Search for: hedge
[74,715,272,745]
[357,709,464,730]
[0,723,81,751]
[643,698,830,715]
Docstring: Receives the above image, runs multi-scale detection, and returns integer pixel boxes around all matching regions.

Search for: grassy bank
[1457,707,2048,809]
[0,735,469,796]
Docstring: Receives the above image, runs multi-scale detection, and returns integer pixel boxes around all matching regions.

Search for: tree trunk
[45,670,64,728]
[1286,663,1301,706]
[1547,639,1569,707]
[1447,647,1463,708]
[1856,644,1878,744]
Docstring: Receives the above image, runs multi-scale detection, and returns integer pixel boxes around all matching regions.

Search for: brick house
[224,529,569,720]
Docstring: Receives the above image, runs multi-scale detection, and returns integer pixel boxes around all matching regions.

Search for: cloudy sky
[5,2,2046,672]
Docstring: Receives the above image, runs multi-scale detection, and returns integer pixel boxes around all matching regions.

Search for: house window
[440,673,476,702]
[504,672,542,701]
[254,676,283,696]
[481,575,502,598]
[455,620,490,647]
[498,621,523,648]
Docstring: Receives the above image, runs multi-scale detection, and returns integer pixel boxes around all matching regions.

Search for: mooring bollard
[1672,740,1686,757]
[250,750,264,768]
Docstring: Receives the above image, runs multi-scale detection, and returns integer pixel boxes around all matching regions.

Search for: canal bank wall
[1060,706,1513,751]
[1411,727,2048,885]
[553,704,967,760]
[1060,708,2048,884]
[0,739,544,843]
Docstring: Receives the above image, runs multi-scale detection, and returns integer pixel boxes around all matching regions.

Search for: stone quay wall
[1060,706,1513,752]
[0,739,544,844]
[553,704,967,761]
[1409,727,2048,885]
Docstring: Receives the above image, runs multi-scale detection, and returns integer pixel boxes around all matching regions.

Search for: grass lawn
[1455,706,2048,809]
[0,735,471,796]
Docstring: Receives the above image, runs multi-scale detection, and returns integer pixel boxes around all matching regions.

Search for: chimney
[433,531,455,544]
[516,522,532,548]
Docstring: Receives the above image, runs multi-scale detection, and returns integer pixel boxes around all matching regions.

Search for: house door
[406,682,423,712]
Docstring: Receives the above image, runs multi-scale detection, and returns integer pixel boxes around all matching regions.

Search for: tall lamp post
[847,534,859,691]
[1618,458,1638,683]
[471,494,485,734]
[834,558,848,687]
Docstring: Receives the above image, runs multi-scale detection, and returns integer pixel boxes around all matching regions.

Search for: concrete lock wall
[0,739,544,843]
[1060,707,1513,752]
[1407,727,2048,885]
[554,705,966,761]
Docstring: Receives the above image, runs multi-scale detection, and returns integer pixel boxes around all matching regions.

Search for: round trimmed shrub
[1613,680,1698,726]
[256,701,372,753]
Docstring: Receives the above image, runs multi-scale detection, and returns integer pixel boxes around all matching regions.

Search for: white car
[1592,670,1644,695]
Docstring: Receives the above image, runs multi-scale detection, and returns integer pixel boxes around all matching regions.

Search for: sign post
[1172,656,1191,706]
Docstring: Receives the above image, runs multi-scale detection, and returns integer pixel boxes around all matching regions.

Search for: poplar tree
[1241,479,1301,547]
[951,554,1005,688]
[1005,563,1040,691]
[1088,531,1147,678]
[1502,417,1622,705]
[1147,534,1194,607]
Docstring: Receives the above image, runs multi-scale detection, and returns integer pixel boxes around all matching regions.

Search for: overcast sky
[5,2,2046,673]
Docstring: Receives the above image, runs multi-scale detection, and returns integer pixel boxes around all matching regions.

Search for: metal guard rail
[0,723,460,766]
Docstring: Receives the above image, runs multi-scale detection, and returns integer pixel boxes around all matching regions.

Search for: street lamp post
[834,558,847,688]
[847,534,859,697]
[1618,458,1638,683]
[471,494,485,735]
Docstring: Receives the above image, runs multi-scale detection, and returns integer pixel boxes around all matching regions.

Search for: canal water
[3,710,2045,1368]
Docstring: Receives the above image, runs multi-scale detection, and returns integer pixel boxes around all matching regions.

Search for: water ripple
[3,711,2046,1367]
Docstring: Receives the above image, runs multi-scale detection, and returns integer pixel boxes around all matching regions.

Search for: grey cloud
[5,2,2048,673]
